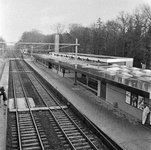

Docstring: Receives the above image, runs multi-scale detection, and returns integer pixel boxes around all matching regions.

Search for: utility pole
[150,41,151,69]
[74,38,78,85]
[31,45,33,57]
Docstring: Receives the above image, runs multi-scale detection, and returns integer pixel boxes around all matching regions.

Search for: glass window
[126,91,145,110]
[130,93,138,108]
[126,91,131,104]
[137,96,145,110]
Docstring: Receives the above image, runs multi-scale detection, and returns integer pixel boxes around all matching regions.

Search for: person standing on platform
[142,104,150,124]
[149,105,151,125]
[63,68,65,77]
[0,85,7,106]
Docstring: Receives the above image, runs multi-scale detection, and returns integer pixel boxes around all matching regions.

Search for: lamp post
[149,41,151,69]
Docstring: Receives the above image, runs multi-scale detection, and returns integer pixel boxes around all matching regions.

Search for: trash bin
[113,102,118,108]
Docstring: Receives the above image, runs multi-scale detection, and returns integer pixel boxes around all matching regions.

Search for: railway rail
[7,50,123,150]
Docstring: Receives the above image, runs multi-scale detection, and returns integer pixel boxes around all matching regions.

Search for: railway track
[9,60,52,150]
[46,108,105,149]
[7,56,122,150]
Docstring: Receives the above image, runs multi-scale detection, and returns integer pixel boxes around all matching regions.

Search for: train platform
[25,58,151,150]
[0,58,9,150]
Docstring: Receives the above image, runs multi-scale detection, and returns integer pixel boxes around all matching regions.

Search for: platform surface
[25,58,151,150]
[0,59,9,150]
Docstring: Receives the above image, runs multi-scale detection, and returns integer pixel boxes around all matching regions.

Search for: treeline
[16,4,151,68]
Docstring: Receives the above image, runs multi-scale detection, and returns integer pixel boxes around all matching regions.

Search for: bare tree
[51,23,65,34]
[142,4,151,21]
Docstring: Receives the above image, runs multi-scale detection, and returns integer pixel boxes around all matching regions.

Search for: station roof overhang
[51,52,133,64]
[32,53,150,98]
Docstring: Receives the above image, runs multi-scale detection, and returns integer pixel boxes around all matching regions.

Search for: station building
[33,52,151,124]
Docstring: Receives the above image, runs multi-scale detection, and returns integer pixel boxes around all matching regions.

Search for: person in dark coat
[0,85,7,106]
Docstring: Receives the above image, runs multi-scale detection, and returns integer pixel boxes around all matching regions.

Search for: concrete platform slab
[0,59,9,150]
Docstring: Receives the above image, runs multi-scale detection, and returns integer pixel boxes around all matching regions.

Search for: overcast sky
[0,0,151,43]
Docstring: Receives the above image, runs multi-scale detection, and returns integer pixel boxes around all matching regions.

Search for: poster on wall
[131,93,138,108]
[126,91,131,104]
[137,96,145,110]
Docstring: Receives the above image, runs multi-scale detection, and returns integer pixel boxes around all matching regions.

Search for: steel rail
[19,60,99,149]
[18,59,122,150]
[17,60,76,149]
[11,65,22,150]
[14,60,45,150]
[25,60,121,150]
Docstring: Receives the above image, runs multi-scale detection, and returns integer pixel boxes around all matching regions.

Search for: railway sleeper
[59,122,73,126]
[22,138,39,143]
[38,129,44,132]
[56,117,69,120]
[66,132,82,136]
[57,118,71,121]
[19,121,33,124]
[23,146,41,150]
[11,132,17,136]
[22,142,40,147]
[60,140,70,146]
[21,132,37,137]
[19,115,31,119]
[21,136,38,141]
[11,134,17,139]
[60,139,68,143]
[19,122,33,126]
[63,127,77,130]
[19,125,34,129]
[57,134,64,138]
[19,118,32,121]
[11,140,18,144]
[71,138,87,143]
[60,124,75,128]
[41,137,47,141]
[68,135,84,139]
[40,134,47,138]
[53,128,60,131]
[20,127,35,131]
[11,126,17,130]
[55,131,63,136]
[73,141,90,147]
[64,129,79,133]
[55,114,67,117]
[75,145,91,150]
[42,140,49,145]
[11,137,17,141]
[58,120,71,124]
[21,130,36,134]
[11,144,18,149]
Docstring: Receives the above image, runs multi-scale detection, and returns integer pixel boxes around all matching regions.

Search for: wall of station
[106,84,142,120]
